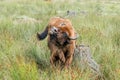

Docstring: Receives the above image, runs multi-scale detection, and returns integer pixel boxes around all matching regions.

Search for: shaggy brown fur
[37,17,77,68]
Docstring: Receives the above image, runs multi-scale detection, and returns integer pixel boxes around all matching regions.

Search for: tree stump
[73,44,101,76]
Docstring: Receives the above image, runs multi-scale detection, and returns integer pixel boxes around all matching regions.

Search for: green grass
[0,0,120,80]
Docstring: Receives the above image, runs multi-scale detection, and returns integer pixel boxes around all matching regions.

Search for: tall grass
[0,0,120,80]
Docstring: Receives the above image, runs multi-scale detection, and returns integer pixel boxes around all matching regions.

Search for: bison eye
[62,32,68,37]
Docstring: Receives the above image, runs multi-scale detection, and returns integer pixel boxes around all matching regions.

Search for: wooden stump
[73,44,102,76]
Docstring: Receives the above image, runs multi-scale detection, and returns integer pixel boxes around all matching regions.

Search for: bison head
[37,17,78,41]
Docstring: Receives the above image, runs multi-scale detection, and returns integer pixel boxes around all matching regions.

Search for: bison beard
[37,17,77,68]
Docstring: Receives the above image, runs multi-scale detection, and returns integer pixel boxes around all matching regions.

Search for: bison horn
[37,26,48,40]
[68,34,79,40]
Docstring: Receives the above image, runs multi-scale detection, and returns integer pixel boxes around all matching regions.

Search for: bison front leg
[65,54,73,68]
[58,50,66,64]
[50,50,66,68]
[65,44,75,68]
[48,42,58,68]
[50,53,56,67]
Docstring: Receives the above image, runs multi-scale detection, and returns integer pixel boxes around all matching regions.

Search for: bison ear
[37,26,48,40]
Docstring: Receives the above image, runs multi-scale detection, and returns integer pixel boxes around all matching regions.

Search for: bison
[37,17,77,68]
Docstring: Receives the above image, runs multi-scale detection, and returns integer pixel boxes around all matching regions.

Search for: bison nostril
[54,29,57,32]
[52,27,58,33]
[54,28,58,33]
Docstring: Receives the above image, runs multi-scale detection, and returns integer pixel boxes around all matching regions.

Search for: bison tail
[37,26,48,40]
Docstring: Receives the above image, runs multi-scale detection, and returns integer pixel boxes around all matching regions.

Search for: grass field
[0,0,120,80]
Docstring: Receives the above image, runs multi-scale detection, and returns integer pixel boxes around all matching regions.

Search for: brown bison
[37,17,77,68]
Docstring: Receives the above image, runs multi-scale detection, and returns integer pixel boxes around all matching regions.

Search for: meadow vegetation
[0,0,120,80]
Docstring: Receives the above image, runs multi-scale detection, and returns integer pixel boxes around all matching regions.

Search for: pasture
[0,0,120,80]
